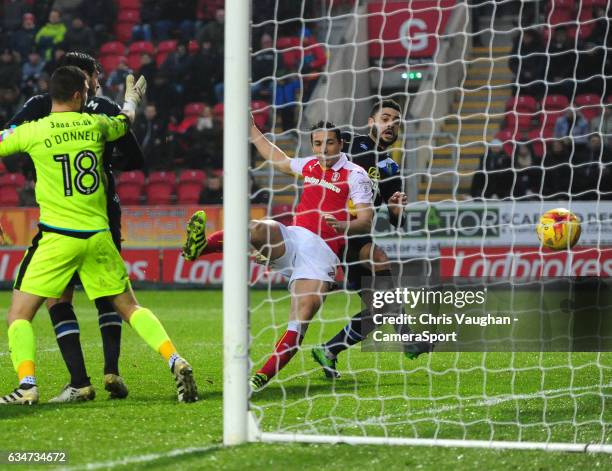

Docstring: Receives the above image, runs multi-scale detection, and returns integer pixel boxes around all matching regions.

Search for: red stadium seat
[99,41,126,56]
[99,54,124,74]
[188,40,200,54]
[213,103,224,123]
[177,170,206,205]
[146,171,176,205]
[505,112,534,132]
[184,102,206,118]
[116,170,145,205]
[117,9,140,23]
[128,41,155,55]
[0,173,25,206]
[115,22,136,43]
[271,204,294,226]
[495,129,518,157]
[537,110,565,131]
[505,95,538,113]
[118,0,141,9]
[574,94,603,121]
[157,40,177,53]
[251,100,270,130]
[527,129,546,158]
[542,94,569,111]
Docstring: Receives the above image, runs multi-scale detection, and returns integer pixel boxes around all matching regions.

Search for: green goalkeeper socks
[8,319,36,385]
[129,308,177,363]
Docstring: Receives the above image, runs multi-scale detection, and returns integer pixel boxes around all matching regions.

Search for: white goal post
[223,0,612,453]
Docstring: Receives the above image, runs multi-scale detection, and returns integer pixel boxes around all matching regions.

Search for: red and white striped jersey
[289,152,373,256]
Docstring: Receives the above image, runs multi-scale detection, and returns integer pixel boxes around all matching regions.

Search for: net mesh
[247,0,612,446]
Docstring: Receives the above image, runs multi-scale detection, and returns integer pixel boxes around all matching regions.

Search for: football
[536,208,581,250]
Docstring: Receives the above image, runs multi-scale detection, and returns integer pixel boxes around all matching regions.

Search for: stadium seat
[184,102,206,118]
[155,40,177,66]
[574,94,603,121]
[116,170,145,205]
[271,204,294,226]
[128,41,155,56]
[99,41,126,56]
[188,40,200,54]
[0,173,25,206]
[542,94,569,111]
[527,129,546,158]
[505,95,538,113]
[251,100,270,130]
[504,112,534,132]
[117,9,140,23]
[213,103,224,123]
[118,0,141,9]
[177,170,206,205]
[115,22,137,43]
[146,171,176,205]
[99,54,124,75]
[537,110,565,132]
[495,129,518,157]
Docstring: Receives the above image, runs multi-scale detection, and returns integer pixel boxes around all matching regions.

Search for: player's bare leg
[1,290,45,405]
[110,287,199,403]
[251,278,329,391]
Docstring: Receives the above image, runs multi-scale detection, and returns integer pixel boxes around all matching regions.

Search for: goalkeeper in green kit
[0,66,198,404]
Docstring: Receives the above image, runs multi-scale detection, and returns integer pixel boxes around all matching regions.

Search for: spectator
[63,17,96,56]
[134,104,168,172]
[0,48,21,124]
[575,5,609,96]
[43,46,66,76]
[542,140,571,199]
[471,138,512,199]
[35,10,67,62]
[274,65,301,131]
[135,0,161,41]
[196,8,224,51]
[80,0,117,44]
[251,33,275,100]
[10,13,37,61]
[138,53,157,86]
[512,143,542,200]
[159,41,192,94]
[52,0,84,24]
[554,108,590,148]
[105,56,132,101]
[583,133,612,200]
[147,72,183,120]
[508,28,545,98]
[545,27,577,98]
[590,103,612,146]
[188,40,222,103]
[183,105,222,168]
[2,0,30,32]
[21,49,46,89]
[153,0,196,41]
[199,173,223,204]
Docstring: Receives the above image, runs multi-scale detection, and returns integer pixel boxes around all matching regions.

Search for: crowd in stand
[472,0,612,201]
[0,0,326,206]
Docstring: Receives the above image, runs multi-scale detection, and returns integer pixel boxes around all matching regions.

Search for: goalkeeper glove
[122,74,147,113]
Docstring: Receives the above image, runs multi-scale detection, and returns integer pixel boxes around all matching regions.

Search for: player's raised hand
[323,213,346,232]
[123,74,147,111]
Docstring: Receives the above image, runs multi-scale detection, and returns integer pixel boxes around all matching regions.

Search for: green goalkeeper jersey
[0,111,129,231]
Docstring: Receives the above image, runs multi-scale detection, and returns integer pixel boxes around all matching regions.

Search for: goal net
[225,0,612,452]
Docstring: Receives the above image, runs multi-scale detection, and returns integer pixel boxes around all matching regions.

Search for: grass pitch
[0,290,611,470]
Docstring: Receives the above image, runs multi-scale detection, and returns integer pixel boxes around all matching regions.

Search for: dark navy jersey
[7,94,145,249]
[341,133,402,227]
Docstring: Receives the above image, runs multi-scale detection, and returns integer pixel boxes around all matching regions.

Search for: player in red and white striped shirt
[182,119,373,390]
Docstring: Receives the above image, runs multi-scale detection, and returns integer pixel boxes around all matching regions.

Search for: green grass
[0,290,611,470]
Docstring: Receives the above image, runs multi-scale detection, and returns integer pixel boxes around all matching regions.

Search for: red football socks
[203,230,224,254]
[258,329,303,379]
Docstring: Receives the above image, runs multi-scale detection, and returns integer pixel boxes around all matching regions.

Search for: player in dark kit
[311,99,433,378]
[6,52,144,402]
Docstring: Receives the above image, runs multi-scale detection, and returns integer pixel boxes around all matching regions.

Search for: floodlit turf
[0,290,610,470]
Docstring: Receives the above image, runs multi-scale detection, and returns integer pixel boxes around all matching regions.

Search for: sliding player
[311,99,433,378]
[6,52,144,402]
[0,66,198,404]
[182,118,374,391]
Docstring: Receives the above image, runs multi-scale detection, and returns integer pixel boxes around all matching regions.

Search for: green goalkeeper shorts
[14,228,130,300]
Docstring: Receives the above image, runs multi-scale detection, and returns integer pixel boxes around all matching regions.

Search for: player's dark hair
[309,121,342,143]
[369,99,401,118]
[50,66,87,102]
[57,51,101,76]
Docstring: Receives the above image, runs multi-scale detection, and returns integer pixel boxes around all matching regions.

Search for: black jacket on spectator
[471,145,512,199]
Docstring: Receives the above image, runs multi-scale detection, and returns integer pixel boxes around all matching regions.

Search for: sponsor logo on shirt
[304,175,341,193]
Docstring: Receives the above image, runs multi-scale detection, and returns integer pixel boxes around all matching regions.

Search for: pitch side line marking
[62,445,222,470]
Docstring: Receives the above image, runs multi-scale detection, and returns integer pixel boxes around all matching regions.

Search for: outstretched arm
[250,115,293,174]
[120,74,147,123]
